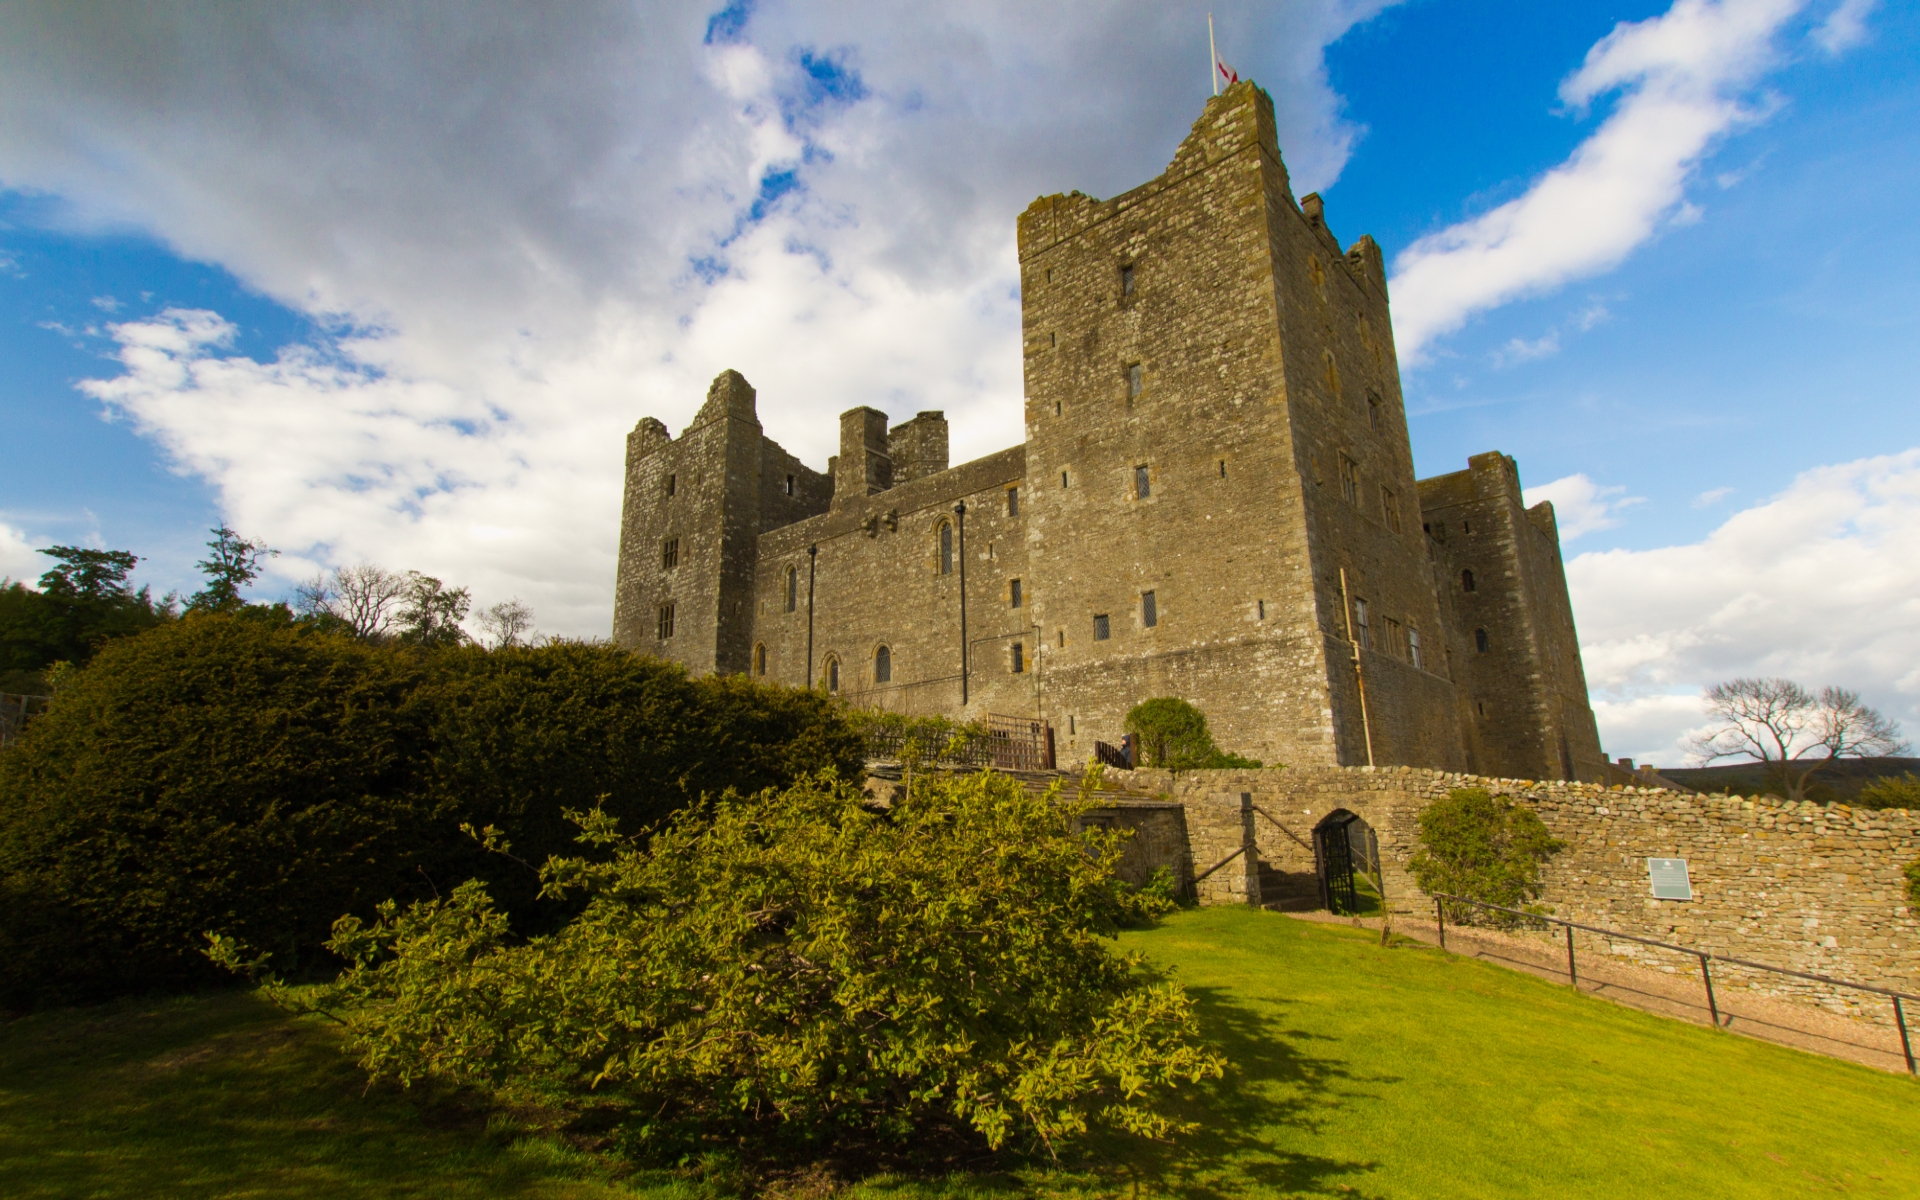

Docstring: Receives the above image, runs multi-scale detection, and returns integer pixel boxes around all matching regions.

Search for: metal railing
[864,713,1054,772]
[1430,892,1917,1076]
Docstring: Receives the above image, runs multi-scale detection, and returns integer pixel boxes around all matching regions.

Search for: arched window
[1474,628,1490,653]
[938,522,953,575]
[785,566,798,612]
[874,645,891,684]
[754,644,767,676]
[1461,568,1476,592]
[824,655,840,693]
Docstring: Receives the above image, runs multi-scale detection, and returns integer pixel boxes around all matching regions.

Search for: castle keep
[614,82,1606,781]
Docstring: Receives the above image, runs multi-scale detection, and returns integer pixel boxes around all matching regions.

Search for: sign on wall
[1647,857,1693,901]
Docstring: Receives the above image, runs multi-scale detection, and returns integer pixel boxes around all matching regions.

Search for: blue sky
[0,1,1914,765]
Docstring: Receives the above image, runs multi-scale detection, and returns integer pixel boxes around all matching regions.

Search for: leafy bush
[0,616,438,1007]
[1123,698,1262,769]
[1406,788,1565,926]
[224,771,1222,1160]
[843,707,989,761]
[1907,859,1920,913]
[0,623,862,1008]
[1856,772,1920,810]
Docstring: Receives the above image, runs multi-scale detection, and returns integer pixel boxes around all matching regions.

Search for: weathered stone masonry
[1117,765,1920,1023]
[614,81,1605,781]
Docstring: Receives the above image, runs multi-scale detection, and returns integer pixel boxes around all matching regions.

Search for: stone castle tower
[613,81,1607,781]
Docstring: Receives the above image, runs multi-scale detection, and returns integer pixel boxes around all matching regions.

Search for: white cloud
[0,518,40,584]
[1813,0,1877,53]
[1490,331,1560,367]
[1524,473,1644,540]
[1571,449,1920,764]
[1693,484,1735,507]
[1389,0,1812,362]
[0,3,1395,633]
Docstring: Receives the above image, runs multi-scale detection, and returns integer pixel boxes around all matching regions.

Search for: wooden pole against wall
[1338,567,1376,768]
[954,501,969,706]
[806,543,818,689]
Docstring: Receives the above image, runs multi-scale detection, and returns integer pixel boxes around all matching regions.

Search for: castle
[613,81,1606,782]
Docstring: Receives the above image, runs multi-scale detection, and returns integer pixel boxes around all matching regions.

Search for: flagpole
[1208,13,1219,96]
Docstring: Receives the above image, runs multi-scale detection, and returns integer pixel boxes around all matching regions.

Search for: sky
[0,0,1915,768]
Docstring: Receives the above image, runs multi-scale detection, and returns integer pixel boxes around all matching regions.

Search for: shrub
[0,626,862,1008]
[0,615,437,1007]
[843,707,988,762]
[1123,698,1262,769]
[227,771,1223,1159]
[1407,788,1565,926]
[1856,772,1920,810]
[1906,858,1920,913]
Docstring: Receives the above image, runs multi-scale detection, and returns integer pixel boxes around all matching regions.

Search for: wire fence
[1429,892,1917,1076]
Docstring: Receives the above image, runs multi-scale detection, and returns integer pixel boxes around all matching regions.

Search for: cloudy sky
[1,0,1915,767]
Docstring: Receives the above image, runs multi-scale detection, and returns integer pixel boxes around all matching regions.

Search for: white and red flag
[1207,13,1238,95]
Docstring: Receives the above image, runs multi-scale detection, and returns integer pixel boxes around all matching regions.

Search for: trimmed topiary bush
[1407,787,1565,926]
[1123,697,1262,769]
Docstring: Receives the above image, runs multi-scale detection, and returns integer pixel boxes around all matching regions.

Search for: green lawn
[2,907,1914,1198]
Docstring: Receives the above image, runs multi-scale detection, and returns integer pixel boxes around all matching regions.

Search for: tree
[1689,678,1909,802]
[220,770,1223,1160]
[395,572,470,647]
[186,525,278,613]
[37,546,140,600]
[293,563,409,640]
[474,598,534,649]
[0,548,169,688]
[1407,788,1564,925]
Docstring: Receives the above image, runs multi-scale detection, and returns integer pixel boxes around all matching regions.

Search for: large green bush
[1856,772,1920,810]
[222,770,1221,1159]
[1123,698,1262,769]
[0,621,862,1008]
[0,616,438,1007]
[1406,788,1565,925]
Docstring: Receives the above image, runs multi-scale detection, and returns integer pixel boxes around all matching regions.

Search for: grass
[3,908,1915,1198]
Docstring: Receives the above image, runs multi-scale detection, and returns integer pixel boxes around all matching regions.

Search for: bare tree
[475,598,535,649]
[1690,677,1909,801]
[396,572,471,648]
[293,564,409,640]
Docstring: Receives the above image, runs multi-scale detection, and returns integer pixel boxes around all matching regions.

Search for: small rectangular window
[1367,392,1382,433]
[1142,590,1157,628]
[1011,642,1025,673]
[1134,464,1150,499]
[1093,613,1111,641]
[660,537,679,570]
[666,473,676,497]
[1409,627,1423,669]
[657,603,675,640]
[1006,487,1019,517]
[1058,629,1065,648]
[1354,599,1371,649]
[1009,578,1023,608]
[1257,599,1266,620]
[1385,617,1402,658]
[1069,715,1076,735]
[1339,454,1359,506]
[1120,264,1135,295]
[1219,459,1227,478]
[1381,486,1401,533]
[1127,362,1143,397]
[1061,471,1069,488]
[785,473,795,495]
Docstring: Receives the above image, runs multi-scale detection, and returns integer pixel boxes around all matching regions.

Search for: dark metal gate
[984,713,1055,772]
[1313,810,1382,916]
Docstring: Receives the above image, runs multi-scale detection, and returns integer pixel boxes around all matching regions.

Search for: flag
[1217,58,1239,87]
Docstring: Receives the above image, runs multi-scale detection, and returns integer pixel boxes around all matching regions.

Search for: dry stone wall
[1114,765,1920,1023]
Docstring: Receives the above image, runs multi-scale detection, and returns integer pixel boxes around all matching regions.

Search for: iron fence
[1429,892,1917,1075]
[864,712,1054,772]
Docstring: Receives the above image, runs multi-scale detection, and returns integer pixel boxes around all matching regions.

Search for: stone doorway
[1313,809,1385,916]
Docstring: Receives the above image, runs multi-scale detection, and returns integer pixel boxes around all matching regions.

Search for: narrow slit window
[1339,454,1359,506]
[1367,391,1382,433]
[1135,464,1150,499]
[1049,332,1057,347]
[1381,486,1401,533]
[1475,627,1490,653]
[1058,629,1065,648]
[1011,642,1025,673]
[657,603,675,640]
[939,522,953,575]
[1385,617,1403,658]
[785,473,795,495]
[1093,613,1111,641]
[1127,362,1143,397]
[1053,400,1061,415]
[1069,715,1076,735]
[754,644,767,676]
[1061,471,1069,488]
[1219,459,1227,479]
[1009,578,1023,608]
[826,656,840,693]
[1006,487,1019,517]
[660,537,679,570]
[1408,627,1423,669]
[874,645,891,684]
[786,566,798,612]
[1354,599,1371,649]
[665,473,676,497]
[1120,263,1135,295]
[1141,590,1157,628]
[1257,599,1266,620]
[1461,568,1476,593]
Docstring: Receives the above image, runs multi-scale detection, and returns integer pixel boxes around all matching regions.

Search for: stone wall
[1115,765,1920,1022]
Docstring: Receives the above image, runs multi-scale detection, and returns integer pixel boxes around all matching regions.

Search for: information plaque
[1647,857,1692,900]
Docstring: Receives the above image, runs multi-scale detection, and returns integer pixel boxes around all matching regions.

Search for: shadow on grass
[1071,983,1397,1200]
